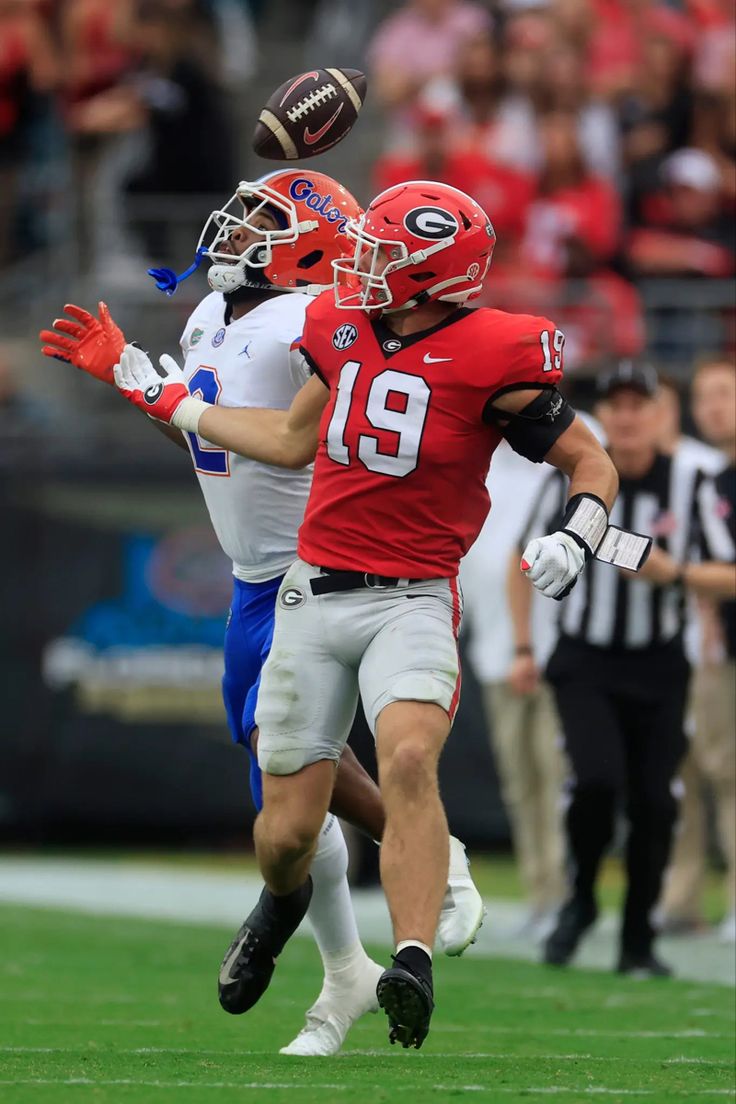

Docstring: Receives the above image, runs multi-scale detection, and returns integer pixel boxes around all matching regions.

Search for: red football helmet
[333,180,496,312]
[197,169,362,294]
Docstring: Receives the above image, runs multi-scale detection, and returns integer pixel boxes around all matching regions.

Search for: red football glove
[39,301,125,385]
[113,344,193,425]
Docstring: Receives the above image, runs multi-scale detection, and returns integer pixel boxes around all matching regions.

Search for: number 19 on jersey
[326,360,431,478]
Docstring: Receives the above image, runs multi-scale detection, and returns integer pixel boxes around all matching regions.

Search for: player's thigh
[255,560,359,776]
[222,603,260,745]
[259,760,337,845]
[359,580,462,739]
[331,742,385,840]
[551,678,626,792]
[373,699,450,803]
[241,606,278,747]
[222,577,281,747]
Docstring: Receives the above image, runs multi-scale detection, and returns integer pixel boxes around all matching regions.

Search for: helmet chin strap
[214,267,328,300]
[224,282,274,306]
[368,236,458,313]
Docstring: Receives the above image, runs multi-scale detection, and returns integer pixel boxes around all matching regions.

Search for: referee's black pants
[547,637,689,956]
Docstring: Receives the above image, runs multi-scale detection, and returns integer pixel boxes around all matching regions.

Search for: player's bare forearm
[197,406,305,467]
[545,418,618,510]
[196,375,328,469]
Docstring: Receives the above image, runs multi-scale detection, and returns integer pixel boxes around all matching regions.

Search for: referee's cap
[597,360,658,400]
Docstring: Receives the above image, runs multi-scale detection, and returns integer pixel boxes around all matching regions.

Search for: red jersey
[298,292,564,578]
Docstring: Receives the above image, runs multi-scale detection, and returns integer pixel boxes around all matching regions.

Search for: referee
[644,358,736,940]
[510,361,713,977]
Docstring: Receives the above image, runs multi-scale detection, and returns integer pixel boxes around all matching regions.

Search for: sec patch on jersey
[253,68,367,160]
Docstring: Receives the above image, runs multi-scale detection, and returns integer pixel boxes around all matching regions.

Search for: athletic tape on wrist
[170,397,210,434]
[562,493,652,572]
[562,494,609,557]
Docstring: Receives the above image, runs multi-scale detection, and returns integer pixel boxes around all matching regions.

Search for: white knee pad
[257,741,313,777]
[257,729,343,777]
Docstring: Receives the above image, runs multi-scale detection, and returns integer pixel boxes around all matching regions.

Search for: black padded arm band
[299,345,328,386]
[484,387,575,463]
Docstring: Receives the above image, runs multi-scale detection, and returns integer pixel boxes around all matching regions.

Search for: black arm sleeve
[299,345,328,387]
[483,386,575,463]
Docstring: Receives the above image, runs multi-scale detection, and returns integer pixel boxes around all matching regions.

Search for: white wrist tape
[562,495,609,557]
[170,397,210,434]
[563,493,652,571]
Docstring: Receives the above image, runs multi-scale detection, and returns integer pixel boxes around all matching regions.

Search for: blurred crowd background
[1,1,734,931]
[1,0,734,453]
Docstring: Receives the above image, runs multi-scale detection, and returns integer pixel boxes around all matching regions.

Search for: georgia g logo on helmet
[403,206,459,241]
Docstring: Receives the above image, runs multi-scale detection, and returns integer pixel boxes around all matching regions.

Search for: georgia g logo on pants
[280,587,306,609]
[404,206,459,241]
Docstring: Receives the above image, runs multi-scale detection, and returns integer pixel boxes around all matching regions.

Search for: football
[253,68,367,160]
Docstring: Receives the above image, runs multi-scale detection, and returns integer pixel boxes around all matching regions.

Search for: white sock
[396,939,433,960]
[307,815,366,974]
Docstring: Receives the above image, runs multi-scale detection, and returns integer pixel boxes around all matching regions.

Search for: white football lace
[287,84,338,123]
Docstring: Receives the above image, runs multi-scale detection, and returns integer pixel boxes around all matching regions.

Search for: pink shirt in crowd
[368,1,493,83]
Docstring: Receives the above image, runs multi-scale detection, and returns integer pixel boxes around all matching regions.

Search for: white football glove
[521,531,586,600]
[113,344,207,430]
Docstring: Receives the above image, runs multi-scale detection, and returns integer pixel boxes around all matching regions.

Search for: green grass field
[1,903,734,1104]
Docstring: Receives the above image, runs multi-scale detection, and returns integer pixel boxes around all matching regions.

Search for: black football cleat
[376,961,434,1050]
[218,878,312,1015]
[543,896,598,966]
[617,950,673,979]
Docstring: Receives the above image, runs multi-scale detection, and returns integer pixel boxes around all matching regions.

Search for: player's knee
[280,824,319,864]
[381,737,437,800]
[260,813,319,865]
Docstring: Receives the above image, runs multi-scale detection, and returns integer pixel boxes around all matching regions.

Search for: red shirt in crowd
[521,176,622,277]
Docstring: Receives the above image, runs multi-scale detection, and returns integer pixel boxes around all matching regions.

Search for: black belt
[309,568,422,596]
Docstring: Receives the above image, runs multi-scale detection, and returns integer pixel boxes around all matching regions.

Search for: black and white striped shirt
[521,451,704,651]
[696,464,736,659]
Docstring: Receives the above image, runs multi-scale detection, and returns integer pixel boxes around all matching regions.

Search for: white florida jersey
[179,291,313,583]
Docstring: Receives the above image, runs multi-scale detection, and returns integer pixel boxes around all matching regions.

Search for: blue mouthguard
[148,247,208,295]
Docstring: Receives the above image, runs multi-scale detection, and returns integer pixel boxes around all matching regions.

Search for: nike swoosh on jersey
[423,353,453,364]
[304,104,344,146]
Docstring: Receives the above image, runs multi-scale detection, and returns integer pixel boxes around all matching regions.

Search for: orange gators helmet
[197,169,362,295]
[333,180,496,312]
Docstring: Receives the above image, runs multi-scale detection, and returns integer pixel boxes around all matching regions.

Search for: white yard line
[434,1025,729,1038]
[0,1079,732,1096]
[2,1046,731,1067]
[0,857,734,986]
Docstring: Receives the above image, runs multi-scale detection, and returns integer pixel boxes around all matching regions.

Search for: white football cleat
[436,836,485,957]
[279,958,383,1057]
